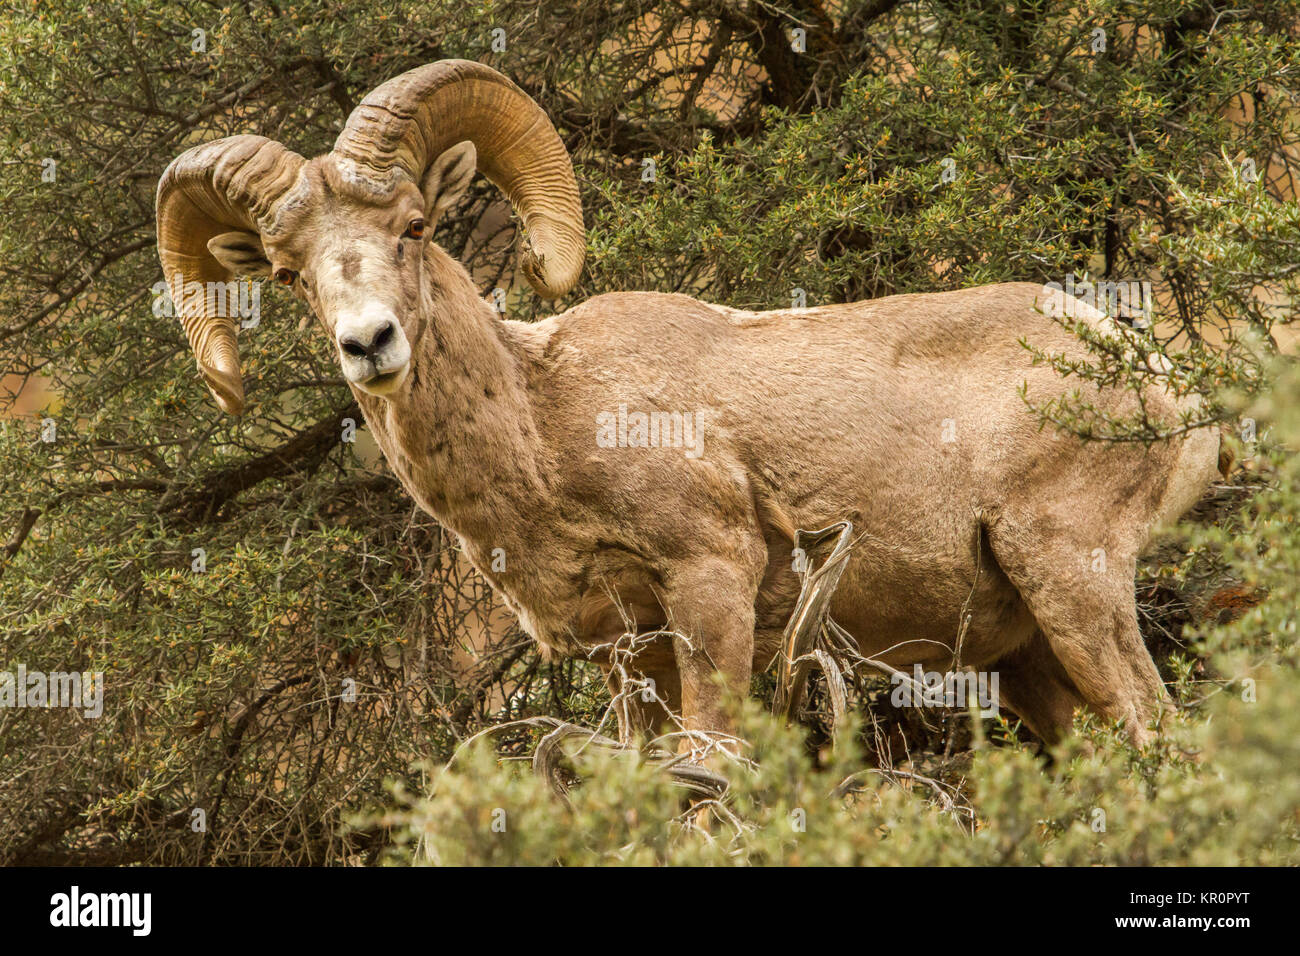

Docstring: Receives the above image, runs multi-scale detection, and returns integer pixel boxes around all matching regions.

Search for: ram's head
[156,60,585,414]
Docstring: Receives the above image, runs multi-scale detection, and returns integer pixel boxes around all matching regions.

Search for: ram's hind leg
[986,516,1169,747]
[992,629,1088,744]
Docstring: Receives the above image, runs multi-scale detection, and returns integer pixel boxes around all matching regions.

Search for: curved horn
[331,60,584,298]
[156,136,305,414]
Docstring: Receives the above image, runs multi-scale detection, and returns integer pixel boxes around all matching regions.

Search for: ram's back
[527,282,1108,515]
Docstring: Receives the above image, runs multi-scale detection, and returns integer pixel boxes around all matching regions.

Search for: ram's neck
[353,247,552,545]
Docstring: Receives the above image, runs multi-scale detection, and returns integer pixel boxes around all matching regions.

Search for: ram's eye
[403,219,427,240]
[274,268,297,287]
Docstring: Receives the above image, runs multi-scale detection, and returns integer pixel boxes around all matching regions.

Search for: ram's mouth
[359,365,408,395]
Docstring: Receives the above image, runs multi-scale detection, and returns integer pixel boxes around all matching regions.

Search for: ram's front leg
[661,558,759,757]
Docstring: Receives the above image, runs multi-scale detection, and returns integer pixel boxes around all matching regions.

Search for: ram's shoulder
[560,291,730,325]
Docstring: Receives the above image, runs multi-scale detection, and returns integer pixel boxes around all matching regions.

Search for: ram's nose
[334,304,411,394]
[339,316,396,361]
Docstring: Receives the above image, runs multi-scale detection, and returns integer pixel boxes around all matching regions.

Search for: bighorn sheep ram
[157,60,1222,748]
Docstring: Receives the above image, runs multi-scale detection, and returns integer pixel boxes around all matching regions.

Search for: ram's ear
[420,141,477,229]
[207,230,272,277]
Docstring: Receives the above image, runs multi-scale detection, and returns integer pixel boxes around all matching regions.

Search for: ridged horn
[156,136,305,414]
[331,60,584,298]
